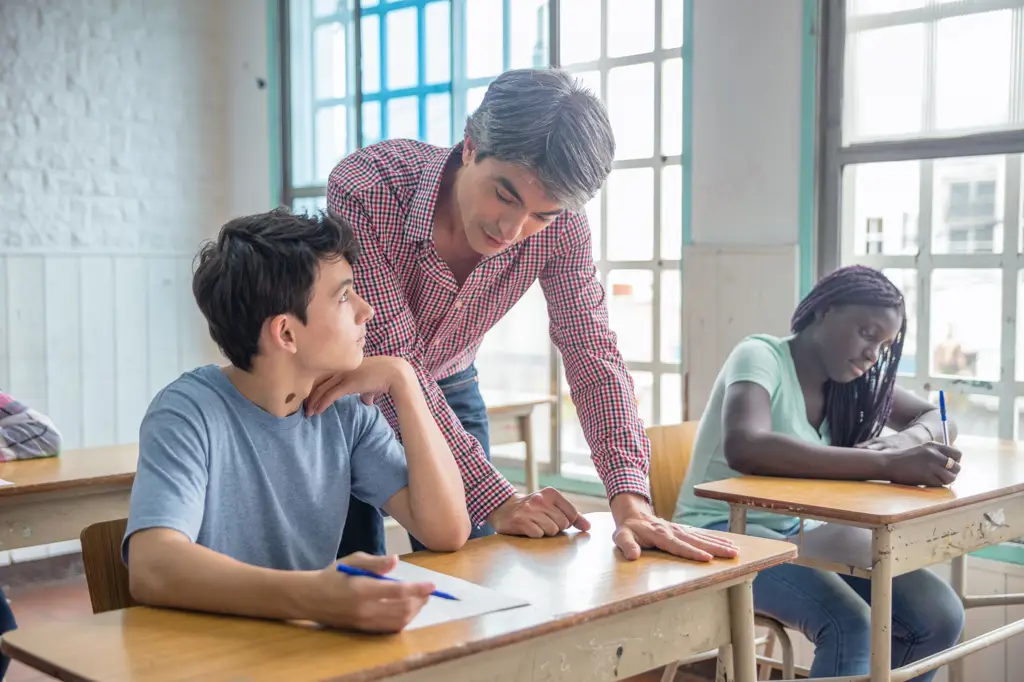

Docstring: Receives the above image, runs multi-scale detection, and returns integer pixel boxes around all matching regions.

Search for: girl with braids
[673,265,963,681]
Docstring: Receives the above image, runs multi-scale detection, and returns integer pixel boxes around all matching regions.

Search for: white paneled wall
[0,253,211,450]
[0,253,213,565]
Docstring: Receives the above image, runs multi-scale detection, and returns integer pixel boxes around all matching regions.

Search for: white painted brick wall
[0,0,272,565]
[0,0,230,253]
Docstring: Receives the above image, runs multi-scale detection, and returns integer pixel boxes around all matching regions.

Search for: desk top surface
[694,436,1024,525]
[1,513,795,682]
[0,443,138,497]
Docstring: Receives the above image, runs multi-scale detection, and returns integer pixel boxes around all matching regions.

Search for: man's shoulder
[328,139,441,197]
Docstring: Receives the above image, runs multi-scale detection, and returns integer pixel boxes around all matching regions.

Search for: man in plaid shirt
[310,68,737,563]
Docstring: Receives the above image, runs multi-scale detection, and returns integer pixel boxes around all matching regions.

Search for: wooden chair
[80,518,136,614]
[646,423,794,681]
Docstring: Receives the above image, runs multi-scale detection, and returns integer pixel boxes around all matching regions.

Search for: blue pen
[336,563,459,601]
[939,390,949,446]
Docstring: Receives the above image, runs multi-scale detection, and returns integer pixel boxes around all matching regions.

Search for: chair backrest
[80,518,136,614]
[646,422,700,521]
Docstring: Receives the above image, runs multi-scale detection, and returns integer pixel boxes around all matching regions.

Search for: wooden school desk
[694,435,1024,682]
[1,512,796,682]
[0,443,137,551]
[482,391,555,493]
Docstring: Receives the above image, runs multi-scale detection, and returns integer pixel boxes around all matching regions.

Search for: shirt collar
[403,143,462,243]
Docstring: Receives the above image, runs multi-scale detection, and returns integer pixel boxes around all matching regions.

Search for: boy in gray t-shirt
[123,208,469,634]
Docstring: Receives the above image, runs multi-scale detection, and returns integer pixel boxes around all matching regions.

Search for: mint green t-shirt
[673,334,828,533]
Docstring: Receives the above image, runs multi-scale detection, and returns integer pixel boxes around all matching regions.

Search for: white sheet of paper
[0,479,13,487]
[388,560,529,630]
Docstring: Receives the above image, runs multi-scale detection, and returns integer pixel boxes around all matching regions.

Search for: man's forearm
[129,533,313,621]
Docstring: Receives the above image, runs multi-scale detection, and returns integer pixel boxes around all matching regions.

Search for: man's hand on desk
[488,488,592,538]
[610,493,739,562]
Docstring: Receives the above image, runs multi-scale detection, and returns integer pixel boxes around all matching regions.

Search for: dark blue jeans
[1,586,15,679]
[337,365,496,558]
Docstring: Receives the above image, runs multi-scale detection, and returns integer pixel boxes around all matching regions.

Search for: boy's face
[289,257,373,375]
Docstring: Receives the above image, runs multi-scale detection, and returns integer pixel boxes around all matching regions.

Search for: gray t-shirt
[123,365,409,571]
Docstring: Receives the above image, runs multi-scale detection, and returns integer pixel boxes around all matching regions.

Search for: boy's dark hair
[790,265,906,448]
[192,208,360,371]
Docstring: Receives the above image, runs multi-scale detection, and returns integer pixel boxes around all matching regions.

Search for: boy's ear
[265,314,299,355]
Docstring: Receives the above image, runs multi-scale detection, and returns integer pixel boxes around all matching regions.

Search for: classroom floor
[4,576,93,682]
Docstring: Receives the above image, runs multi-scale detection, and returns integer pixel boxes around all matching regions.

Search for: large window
[819,0,1024,440]
[282,0,686,485]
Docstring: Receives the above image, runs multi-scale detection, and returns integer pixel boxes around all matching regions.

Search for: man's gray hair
[465,68,615,213]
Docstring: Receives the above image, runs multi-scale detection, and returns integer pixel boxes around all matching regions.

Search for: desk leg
[948,554,967,682]
[519,414,537,494]
[870,525,894,682]
[729,505,747,535]
[729,578,758,682]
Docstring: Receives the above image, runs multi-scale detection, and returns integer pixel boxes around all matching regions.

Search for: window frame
[817,0,1024,441]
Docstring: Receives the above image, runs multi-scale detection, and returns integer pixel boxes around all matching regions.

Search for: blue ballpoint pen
[939,390,949,446]
[336,563,459,601]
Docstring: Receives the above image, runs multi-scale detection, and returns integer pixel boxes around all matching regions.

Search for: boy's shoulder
[146,365,229,417]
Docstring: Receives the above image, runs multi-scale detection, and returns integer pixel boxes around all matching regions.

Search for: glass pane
[292,196,328,213]
[661,269,681,364]
[559,0,600,66]
[425,1,451,84]
[847,0,925,15]
[929,391,998,438]
[607,168,654,261]
[572,69,601,99]
[662,0,684,50]
[386,7,419,90]
[930,269,1001,381]
[315,0,344,16]
[425,93,451,147]
[844,161,919,256]
[881,268,917,377]
[509,0,548,69]
[631,370,655,426]
[361,15,381,94]
[467,0,505,78]
[607,270,653,363]
[467,86,488,114]
[607,0,654,58]
[315,105,348,182]
[935,11,1012,133]
[559,365,592,475]
[660,373,683,425]
[662,164,683,260]
[314,22,348,100]
[845,24,924,142]
[584,190,602,260]
[932,156,1005,255]
[662,58,683,156]
[386,96,419,140]
[362,100,382,147]
[608,63,655,160]
[476,283,551,395]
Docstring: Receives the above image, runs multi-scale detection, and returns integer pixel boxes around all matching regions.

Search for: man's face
[289,257,373,375]
[454,138,565,257]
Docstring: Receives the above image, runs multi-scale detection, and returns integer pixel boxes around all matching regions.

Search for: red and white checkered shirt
[327,139,651,525]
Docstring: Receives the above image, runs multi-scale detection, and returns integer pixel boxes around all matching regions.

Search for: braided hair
[790,265,906,448]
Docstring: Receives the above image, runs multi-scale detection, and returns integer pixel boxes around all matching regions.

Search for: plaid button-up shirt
[327,139,651,525]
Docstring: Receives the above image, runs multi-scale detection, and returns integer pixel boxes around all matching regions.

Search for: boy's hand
[305,553,434,633]
[306,357,416,414]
